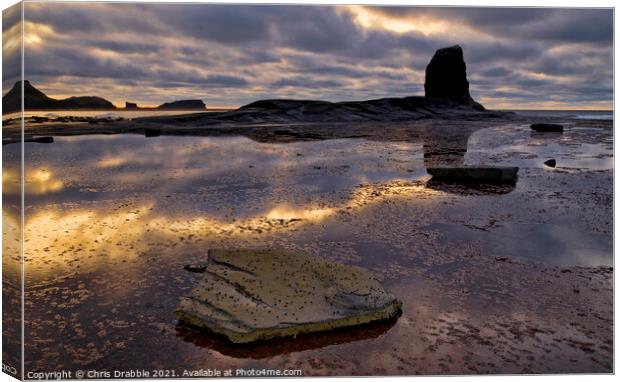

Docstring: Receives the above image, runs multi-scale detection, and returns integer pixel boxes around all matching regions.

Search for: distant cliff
[156,99,206,110]
[2,81,115,114]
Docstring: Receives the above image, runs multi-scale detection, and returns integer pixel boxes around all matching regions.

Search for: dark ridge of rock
[125,102,139,109]
[212,96,502,124]
[427,166,519,185]
[138,96,509,125]
[62,96,115,109]
[3,136,54,145]
[26,136,54,144]
[144,128,162,138]
[424,45,484,110]
[143,45,503,125]
[2,80,116,114]
[531,123,564,132]
[157,99,206,110]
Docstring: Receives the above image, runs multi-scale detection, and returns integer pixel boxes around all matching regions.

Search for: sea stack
[125,102,139,109]
[424,45,484,110]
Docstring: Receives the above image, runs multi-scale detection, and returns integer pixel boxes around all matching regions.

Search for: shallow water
[507,109,613,121]
[2,109,225,121]
[3,120,613,374]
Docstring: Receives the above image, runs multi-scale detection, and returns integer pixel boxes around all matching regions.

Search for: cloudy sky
[2,2,614,109]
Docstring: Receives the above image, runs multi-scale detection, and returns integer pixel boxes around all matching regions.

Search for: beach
[2,111,613,374]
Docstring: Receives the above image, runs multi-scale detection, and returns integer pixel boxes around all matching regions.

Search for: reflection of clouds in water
[10,134,447,281]
[16,135,428,216]
[3,168,64,195]
[265,205,334,221]
[23,203,155,276]
[466,125,613,170]
[22,180,436,281]
[2,210,21,279]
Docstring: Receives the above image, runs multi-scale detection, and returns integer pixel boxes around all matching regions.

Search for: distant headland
[1,81,206,114]
[4,45,490,120]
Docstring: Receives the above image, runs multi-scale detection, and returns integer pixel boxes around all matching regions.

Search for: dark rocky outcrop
[125,102,139,109]
[2,136,54,145]
[544,159,557,168]
[5,45,494,123]
[427,166,519,185]
[156,99,206,110]
[424,45,484,110]
[531,123,563,133]
[2,80,116,114]
[144,128,162,138]
[61,96,115,109]
[3,80,54,112]
[147,45,497,124]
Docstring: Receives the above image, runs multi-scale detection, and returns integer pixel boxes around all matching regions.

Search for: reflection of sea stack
[424,45,484,110]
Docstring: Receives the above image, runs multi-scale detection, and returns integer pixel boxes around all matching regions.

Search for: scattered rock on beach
[544,159,557,168]
[531,123,564,132]
[184,264,207,273]
[427,166,519,185]
[174,248,402,343]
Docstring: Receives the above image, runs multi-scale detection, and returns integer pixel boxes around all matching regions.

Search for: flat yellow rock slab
[174,249,402,343]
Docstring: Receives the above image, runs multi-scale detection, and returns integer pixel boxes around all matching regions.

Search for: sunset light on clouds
[2,2,613,109]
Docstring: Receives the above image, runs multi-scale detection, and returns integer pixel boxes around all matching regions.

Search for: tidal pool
[3,121,613,374]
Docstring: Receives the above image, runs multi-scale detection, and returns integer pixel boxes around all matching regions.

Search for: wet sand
[2,116,613,375]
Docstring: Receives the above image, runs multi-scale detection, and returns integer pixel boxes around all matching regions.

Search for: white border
[0,1,616,382]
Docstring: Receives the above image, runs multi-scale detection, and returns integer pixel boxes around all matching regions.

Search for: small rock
[531,123,563,133]
[184,264,207,273]
[544,159,557,168]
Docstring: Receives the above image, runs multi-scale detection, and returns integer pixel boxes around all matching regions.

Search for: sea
[2,108,614,121]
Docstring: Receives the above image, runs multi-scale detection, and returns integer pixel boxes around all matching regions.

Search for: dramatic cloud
[2,3,613,109]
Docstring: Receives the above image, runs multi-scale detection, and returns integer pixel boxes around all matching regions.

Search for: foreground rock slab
[427,166,519,185]
[174,249,402,343]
